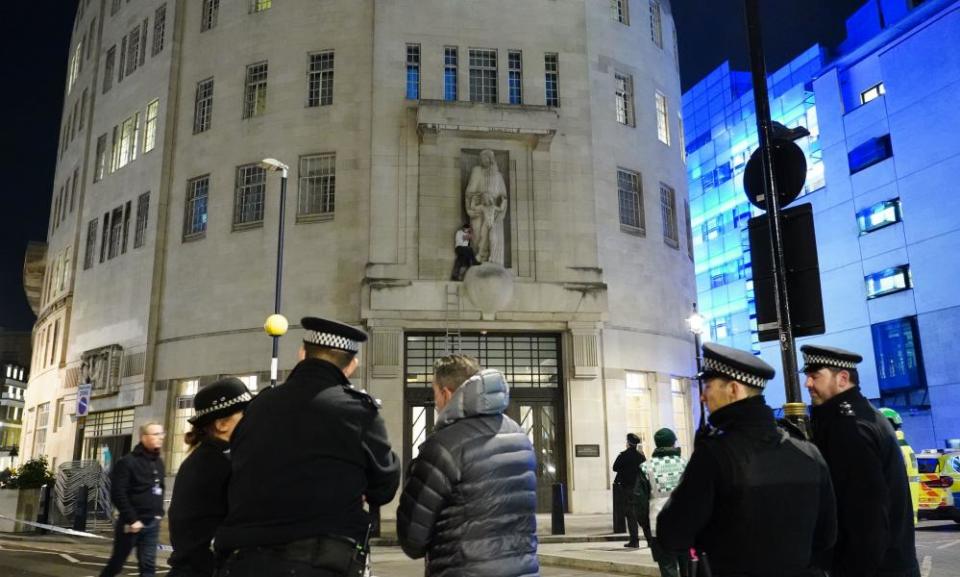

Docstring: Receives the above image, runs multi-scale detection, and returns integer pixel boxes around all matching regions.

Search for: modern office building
[24,0,695,516]
[685,0,960,447]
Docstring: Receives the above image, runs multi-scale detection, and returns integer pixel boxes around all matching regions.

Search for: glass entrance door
[505,398,564,512]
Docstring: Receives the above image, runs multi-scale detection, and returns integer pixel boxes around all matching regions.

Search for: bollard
[369,505,381,538]
[36,484,52,534]
[551,482,566,535]
[73,485,89,532]
[612,484,626,533]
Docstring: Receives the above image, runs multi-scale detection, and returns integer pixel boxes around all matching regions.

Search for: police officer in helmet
[803,344,920,577]
[658,342,837,577]
[216,317,400,576]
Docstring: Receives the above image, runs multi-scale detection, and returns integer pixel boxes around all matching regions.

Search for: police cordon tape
[0,514,174,551]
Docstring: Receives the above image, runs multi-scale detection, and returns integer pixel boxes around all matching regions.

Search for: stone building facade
[25,0,695,515]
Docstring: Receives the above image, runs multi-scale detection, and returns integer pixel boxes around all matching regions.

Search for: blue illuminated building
[684,0,960,447]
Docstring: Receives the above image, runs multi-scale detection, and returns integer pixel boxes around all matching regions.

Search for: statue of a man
[464,150,508,265]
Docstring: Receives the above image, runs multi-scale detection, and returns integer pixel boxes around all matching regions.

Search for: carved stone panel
[461,149,511,268]
[81,345,124,396]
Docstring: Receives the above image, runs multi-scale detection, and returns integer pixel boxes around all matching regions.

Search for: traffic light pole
[743,0,808,436]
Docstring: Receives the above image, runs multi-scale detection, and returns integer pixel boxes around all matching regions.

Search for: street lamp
[260,158,290,387]
[686,303,707,436]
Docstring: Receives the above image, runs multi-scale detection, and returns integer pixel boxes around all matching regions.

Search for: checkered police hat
[700,342,775,390]
[301,317,368,353]
[801,344,862,373]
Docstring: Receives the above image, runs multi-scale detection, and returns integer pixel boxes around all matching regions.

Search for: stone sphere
[463,264,515,318]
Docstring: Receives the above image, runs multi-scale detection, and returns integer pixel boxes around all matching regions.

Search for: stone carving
[464,150,509,265]
[81,345,123,393]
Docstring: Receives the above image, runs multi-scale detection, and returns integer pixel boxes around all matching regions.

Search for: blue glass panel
[872,317,926,393]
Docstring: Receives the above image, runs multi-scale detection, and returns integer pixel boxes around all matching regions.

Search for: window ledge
[232,221,263,232]
[296,212,334,224]
[183,232,206,243]
[620,225,646,237]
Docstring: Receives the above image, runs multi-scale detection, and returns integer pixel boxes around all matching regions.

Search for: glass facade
[683,47,825,350]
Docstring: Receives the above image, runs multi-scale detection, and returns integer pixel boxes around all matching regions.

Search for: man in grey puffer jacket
[397,354,540,577]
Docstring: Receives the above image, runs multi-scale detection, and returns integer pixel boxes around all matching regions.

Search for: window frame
[508,50,523,105]
[194,78,215,134]
[617,168,645,235]
[469,48,499,104]
[545,53,560,107]
[444,47,459,102]
[660,183,679,248]
[184,175,210,240]
[243,61,269,119]
[307,50,335,108]
[233,164,267,228]
[614,72,635,127]
[406,44,421,100]
[865,265,912,299]
[297,153,337,221]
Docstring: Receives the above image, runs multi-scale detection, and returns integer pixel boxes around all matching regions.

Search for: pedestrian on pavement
[397,354,540,576]
[613,432,647,548]
[215,317,401,577]
[641,428,686,577]
[100,422,166,577]
[167,377,252,577]
[658,343,837,577]
[803,344,920,577]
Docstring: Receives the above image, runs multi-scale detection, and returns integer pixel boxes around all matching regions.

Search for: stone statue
[464,150,508,265]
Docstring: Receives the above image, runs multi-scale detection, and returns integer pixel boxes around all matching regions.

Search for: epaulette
[342,385,383,411]
[838,401,855,418]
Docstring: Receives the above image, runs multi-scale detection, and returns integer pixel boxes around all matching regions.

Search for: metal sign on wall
[77,383,93,417]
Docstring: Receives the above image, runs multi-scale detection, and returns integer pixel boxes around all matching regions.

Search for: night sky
[0,0,867,331]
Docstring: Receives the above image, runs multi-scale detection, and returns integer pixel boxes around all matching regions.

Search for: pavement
[0,515,956,576]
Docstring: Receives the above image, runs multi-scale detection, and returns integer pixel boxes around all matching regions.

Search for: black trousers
[218,549,341,577]
[100,519,160,577]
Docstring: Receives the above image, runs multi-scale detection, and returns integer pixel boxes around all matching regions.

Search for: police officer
[168,378,252,577]
[216,318,401,577]
[658,343,837,577]
[803,344,920,577]
[613,433,646,547]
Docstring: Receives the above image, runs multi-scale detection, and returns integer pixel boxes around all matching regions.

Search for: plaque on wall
[575,444,601,458]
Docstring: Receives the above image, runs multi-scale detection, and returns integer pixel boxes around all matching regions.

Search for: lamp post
[260,158,290,387]
[686,303,706,436]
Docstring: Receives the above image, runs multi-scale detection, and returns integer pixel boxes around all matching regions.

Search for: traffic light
[748,203,825,342]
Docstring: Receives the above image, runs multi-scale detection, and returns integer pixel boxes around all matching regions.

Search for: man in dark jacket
[803,344,920,577]
[658,343,837,577]
[613,433,647,548]
[216,317,401,577]
[100,423,166,577]
[397,354,540,577]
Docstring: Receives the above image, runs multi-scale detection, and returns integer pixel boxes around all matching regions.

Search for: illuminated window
[865,265,911,299]
[184,175,209,238]
[857,199,901,234]
[860,83,885,105]
[406,44,420,100]
[171,379,199,472]
[144,99,159,152]
[252,0,271,13]
[444,47,458,101]
[848,134,892,174]
[508,51,523,105]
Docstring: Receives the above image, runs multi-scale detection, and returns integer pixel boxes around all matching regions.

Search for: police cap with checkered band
[800,344,862,374]
[189,377,253,426]
[301,317,368,353]
[700,342,775,390]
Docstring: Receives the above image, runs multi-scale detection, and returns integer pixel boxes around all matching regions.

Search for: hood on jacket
[435,368,510,429]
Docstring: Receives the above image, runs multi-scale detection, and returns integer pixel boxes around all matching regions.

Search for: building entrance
[403,333,565,513]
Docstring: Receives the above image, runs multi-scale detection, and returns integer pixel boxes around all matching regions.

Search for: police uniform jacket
[658,395,837,577]
[215,358,401,551]
[168,438,231,576]
[811,387,920,577]
[613,448,644,488]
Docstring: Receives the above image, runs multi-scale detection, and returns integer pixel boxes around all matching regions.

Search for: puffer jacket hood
[435,368,509,429]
